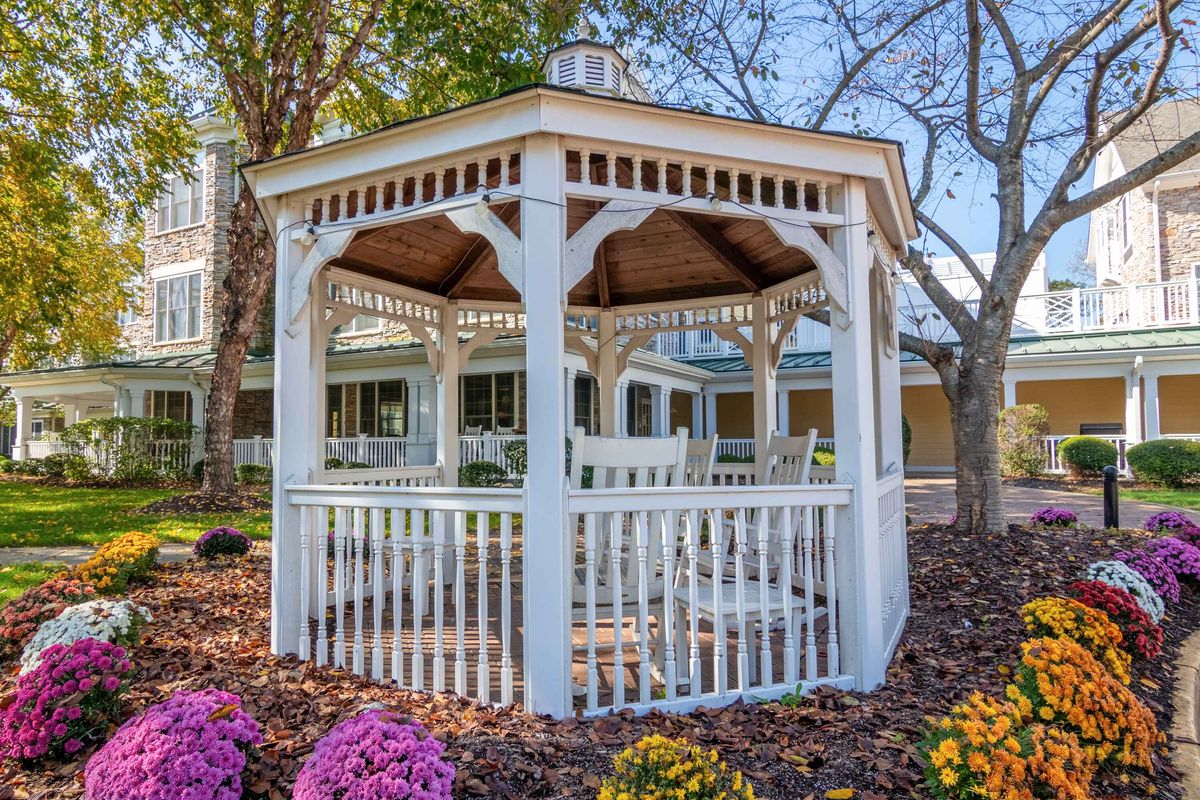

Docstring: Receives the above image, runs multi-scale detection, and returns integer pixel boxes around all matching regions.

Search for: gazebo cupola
[543,19,649,101]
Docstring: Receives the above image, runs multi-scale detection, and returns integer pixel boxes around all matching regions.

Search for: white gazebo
[245,35,916,718]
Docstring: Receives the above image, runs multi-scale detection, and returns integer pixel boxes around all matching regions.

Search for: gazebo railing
[877,469,908,661]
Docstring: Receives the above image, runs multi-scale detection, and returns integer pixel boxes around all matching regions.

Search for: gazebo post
[829,177,886,689]
[437,301,460,486]
[520,133,573,717]
[596,309,618,436]
[270,199,323,657]
[750,293,778,474]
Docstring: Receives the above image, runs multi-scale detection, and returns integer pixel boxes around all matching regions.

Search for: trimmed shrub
[194,527,252,558]
[901,414,911,464]
[0,454,12,473]
[84,688,262,800]
[0,577,97,663]
[41,452,88,479]
[0,638,132,761]
[997,404,1049,477]
[504,437,573,479]
[1068,580,1162,660]
[11,458,46,476]
[598,734,754,800]
[458,460,507,487]
[1113,549,1180,603]
[191,458,205,481]
[60,417,195,483]
[812,447,835,467]
[1057,435,1118,477]
[73,532,160,594]
[293,710,454,800]
[20,599,151,673]
[919,693,1092,800]
[1004,636,1161,769]
[235,463,272,484]
[1126,438,1200,488]
[716,453,755,464]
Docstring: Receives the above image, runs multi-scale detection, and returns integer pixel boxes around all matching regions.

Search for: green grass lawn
[0,561,65,604]
[1120,486,1200,512]
[0,481,271,548]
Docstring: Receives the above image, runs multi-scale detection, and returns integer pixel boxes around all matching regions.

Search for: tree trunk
[201,185,275,493]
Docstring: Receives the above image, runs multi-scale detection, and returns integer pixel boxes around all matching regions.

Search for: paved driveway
[905,475,1190,529]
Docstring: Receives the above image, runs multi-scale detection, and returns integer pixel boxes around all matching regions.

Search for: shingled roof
[1111,99,1200,176]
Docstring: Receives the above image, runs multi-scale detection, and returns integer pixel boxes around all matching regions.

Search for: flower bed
[84,688,262,800]
[0,638,131,761]
[1019,596,1129,683]
[1113,549,1181,604]
[1068,580,1163,660]
[73,532,160,594]
[598,734,754,800]
[1145,511,1196,532]
[193,526,252,559]
[0,576,96,662]
[1142,536,1200,584]
[20,598,151,673]
[1086,560,1165,622]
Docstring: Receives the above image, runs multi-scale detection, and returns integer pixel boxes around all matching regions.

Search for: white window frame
[153,271,203,343]
[156,156,205,233]
[332,313,382,336]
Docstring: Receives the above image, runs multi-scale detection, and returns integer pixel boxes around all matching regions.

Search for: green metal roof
[1005,327,1200,356]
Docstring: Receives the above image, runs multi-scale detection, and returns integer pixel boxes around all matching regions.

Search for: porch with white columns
[249,81,915,718]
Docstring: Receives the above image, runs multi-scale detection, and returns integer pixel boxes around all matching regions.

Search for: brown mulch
[1004,475,1197,494]
[134,491,271,514]
[4,524,1198,799]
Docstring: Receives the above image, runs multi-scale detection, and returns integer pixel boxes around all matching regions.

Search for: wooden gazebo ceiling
[330,199,820,307]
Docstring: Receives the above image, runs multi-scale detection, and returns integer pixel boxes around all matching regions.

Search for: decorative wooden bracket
[565,200,655,293]
[459,329,501,366]
[874,262,897,357]
[404,322,440,376]
[445,206,523,294]
[770,310,802,370]
[762,218,850,327]
[565,333,599,375]
[714,328,754,368]
[287,229,355,329]
[616,332,655,376]
[321,305,357,337]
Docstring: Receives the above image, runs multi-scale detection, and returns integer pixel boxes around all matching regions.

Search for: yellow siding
[788,389,834,437]
[1016,378,1124,435]
[714,392,755,438]
[1159,375,1200,434]
[669,391,694,434]
[902,385,954,467]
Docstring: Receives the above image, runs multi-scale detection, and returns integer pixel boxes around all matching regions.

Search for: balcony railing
[653,278,1200,358]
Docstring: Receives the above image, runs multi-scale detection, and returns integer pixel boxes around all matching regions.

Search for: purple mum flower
[193,527,252,559]
[1145,511,1196,532]
[1114,549,1181,603]
[84,688,262,800]
[1029,507,1078,527]
[293,710,454,800]
[1143,537,1200,584]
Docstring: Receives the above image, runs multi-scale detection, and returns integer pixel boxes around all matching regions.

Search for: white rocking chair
[684,436,719,487]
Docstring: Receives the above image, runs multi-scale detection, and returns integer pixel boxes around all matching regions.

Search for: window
[626,384,652,437]
[326,380,406,437]
[1114,196,1130,260]
[574,375,598,434]
[378,381,405,437]
[153,272,202,342]
[459,372,524,433]
[332,313,381,336]
[116,289,139,326]
[156,160,204,232]
[146,391,192,422]
[327,385,344,437]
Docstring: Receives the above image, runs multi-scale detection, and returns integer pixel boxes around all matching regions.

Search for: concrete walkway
[0,543,193,566]
[905,475,1191,528]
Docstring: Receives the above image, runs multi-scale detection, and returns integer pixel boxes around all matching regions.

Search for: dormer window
[156,157,205,232]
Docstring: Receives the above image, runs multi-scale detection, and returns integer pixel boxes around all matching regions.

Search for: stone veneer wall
[1158,184,1200,282]
[126,139,239,357]
[1099,182,1200,286]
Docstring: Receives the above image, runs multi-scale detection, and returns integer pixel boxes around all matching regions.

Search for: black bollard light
[1103,465,1119,529]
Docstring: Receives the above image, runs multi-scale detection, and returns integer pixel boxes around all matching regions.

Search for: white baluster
[333,508,347,669]
[355,185,368,218]
[374,180,386,214]
[499,153,510,189]
[660,510,677,701]
[705,164,716,199]
[774,175,785,209]
[315,506,329,666]
[610,512,624,708]
[454,512,468,695]
[803,506,816,680]
[475,511,490,702]
[686,510,701,698]
[411,510,426,690]
[370,507,385,680]
[584,513,598,710]
[733,508,749,692]
[298,506,311,660]
[632,154,643,191]
[391,510,404,686]
[352,508,365,675]
[476,156,489,193]
[824,507,839,676]
[500,513,514,705]
[579,149,591,185]
[817,180,828,213]
[758,504,771,686]
[751,171,762,207]
[432,510,446,691]
[455,162,466,197]
[434,168,445,201]
[681,161,693,196]
[657,158,668,194]
[636,511,651,705]
[606,151,618,188]
[728,168,740,203]
[711,507,727,694]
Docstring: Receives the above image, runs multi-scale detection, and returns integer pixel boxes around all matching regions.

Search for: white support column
[690,392,702,439]
[117,389,132,418]
[520,132,572,718]
[1125,372,1143,445]
[564,368,578,435]
[703,388,718,439]
[875,277,905,475]
[270,196,324,657]
[1144,373,1161,441]
[405,377,437,465]
[437,304,461,486]
[189,388,206,466]
[597,311,618,436]
[1002,377,1017,409]
[61,403,78,429]
[750,293,778,474]
[616,380,630,436]
[13,395,33,460]
[111,388,122,418]
[829,177,885,690]
[127,388,146,419]
[777,389,790,436]
[651,385,671,436]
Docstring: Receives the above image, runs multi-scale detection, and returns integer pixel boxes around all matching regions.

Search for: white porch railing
[1040,435,1128,474]
[326,436,407,468]
[25,440,66,459]
[458,434,524,475]
[714,438,833,461]
[877,470,908,661]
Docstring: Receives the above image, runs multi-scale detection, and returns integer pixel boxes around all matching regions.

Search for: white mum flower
[21,598,152,673]
[1087,560,1165,623]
